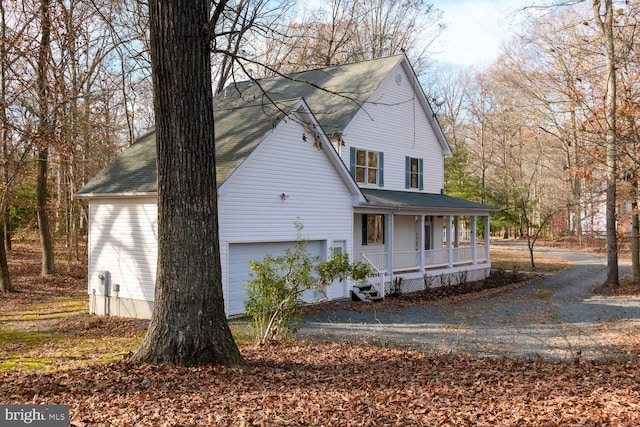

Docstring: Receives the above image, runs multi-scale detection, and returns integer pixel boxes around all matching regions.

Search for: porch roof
[360,189,499,214]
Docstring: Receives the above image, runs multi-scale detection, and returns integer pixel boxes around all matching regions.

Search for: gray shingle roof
[361,189,499,213]
[218,55,404,136]
[77,56,405,197]
[77,100,300,196]
[76,129,158,196]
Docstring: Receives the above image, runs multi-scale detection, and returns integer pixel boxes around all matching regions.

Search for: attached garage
[77,97,361,320]
[226,240,326,316]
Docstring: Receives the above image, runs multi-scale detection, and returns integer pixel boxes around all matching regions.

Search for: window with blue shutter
[362,214,385,245]
[349,147,356,179]
[406,157,423,190]
[361,214,368,245]
[405,156,411,189]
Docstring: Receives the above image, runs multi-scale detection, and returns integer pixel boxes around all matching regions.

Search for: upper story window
[350,147,384,186]
[405,156,423,190]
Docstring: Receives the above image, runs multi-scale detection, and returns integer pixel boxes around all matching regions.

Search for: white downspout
[484,215,491,261]
[386,212,394,296]
[471,215,477,264]
[446,215,453,268]
[419,215,425,272]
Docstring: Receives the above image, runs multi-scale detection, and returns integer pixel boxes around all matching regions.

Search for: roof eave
[356,202,499,214]
[74,192,157,200]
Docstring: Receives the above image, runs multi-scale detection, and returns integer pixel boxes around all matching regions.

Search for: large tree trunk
[632,175,640,283]
[633,202,640,284]
[594,0,618,286]
[0,221,12,292]
[37,147,55,275]
[134,0,246,368]
[36,0,55,276]
[0,0,10,254]
[0,0,13,292]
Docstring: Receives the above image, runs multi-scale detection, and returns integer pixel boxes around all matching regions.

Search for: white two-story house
[76,55,498,319]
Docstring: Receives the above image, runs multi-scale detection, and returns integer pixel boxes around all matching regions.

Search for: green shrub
[245,228,372,344]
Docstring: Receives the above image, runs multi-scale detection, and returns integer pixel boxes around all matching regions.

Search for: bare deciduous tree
[253,0,445,75]
[36,0,55,276]
[593,0,619,286]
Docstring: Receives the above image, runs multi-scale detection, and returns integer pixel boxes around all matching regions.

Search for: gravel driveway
[297,244,640,361]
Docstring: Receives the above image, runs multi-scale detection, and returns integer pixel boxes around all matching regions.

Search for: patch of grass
[534,289,554,299]
[490,245,571,273]
[0,356,54,371]
[0,328,58,355]
[0,330,62,371]
[229,320,254,346]
[1,298,87,321]
[0,328,145,372]
[1,291,255,373]
[28,299,87,311]
[63,336,142,359]
[1,289,145,372]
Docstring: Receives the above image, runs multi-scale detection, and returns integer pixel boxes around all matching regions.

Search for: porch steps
[351,282,384,303]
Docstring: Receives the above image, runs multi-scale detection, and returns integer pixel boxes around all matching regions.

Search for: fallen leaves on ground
[2,240,640,426]
[1,341,639,426]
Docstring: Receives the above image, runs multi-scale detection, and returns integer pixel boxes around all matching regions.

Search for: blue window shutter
[378,152,384,187]
[349,147,356,179]
[405,156,410,189]
[418,158,424,190]
[362,214,368,246]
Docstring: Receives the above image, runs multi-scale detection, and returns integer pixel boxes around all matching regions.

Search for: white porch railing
[361,253,386,300]
[394,250,420,270]
[424,248,449,267]
[362,244,487,274]
[361,252,387,272]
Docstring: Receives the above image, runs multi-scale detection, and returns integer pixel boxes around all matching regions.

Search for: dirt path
[298,245,640,361]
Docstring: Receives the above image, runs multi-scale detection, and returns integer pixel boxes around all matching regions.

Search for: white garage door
[227,241,324,316]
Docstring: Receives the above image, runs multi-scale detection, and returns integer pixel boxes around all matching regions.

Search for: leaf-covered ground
[2,241,640,426]
[1,342,640,426]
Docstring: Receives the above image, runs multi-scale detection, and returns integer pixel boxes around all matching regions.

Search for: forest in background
[0,0,636,286]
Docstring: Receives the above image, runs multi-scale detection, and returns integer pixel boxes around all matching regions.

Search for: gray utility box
[97,270,111,295]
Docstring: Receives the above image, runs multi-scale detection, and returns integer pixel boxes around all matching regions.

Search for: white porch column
[471,215,477,264]
[418,215,425,272]
[386,212,394,288]
[446,215,453,267]
[484,215,491,261]
[454,216,460,248]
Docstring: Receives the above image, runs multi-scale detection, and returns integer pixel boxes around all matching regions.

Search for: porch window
[405,156,423,190]
[350,147,384,186]
[362,214,384,245]
[424,216,433,250]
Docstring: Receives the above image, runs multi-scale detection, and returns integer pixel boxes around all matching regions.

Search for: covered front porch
[353,189,498,300]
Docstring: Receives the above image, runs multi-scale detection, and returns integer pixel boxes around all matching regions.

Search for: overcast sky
[429,0,531,66]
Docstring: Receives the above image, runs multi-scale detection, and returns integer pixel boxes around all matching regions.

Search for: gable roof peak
[215,55,408,136]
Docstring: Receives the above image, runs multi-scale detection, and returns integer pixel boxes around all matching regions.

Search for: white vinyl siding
[341,64,444,193]
[218,112,353,244]
[394,215,417,252]
[85,112,355,317]
[87,198,158,301]
[218,111,355,312]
